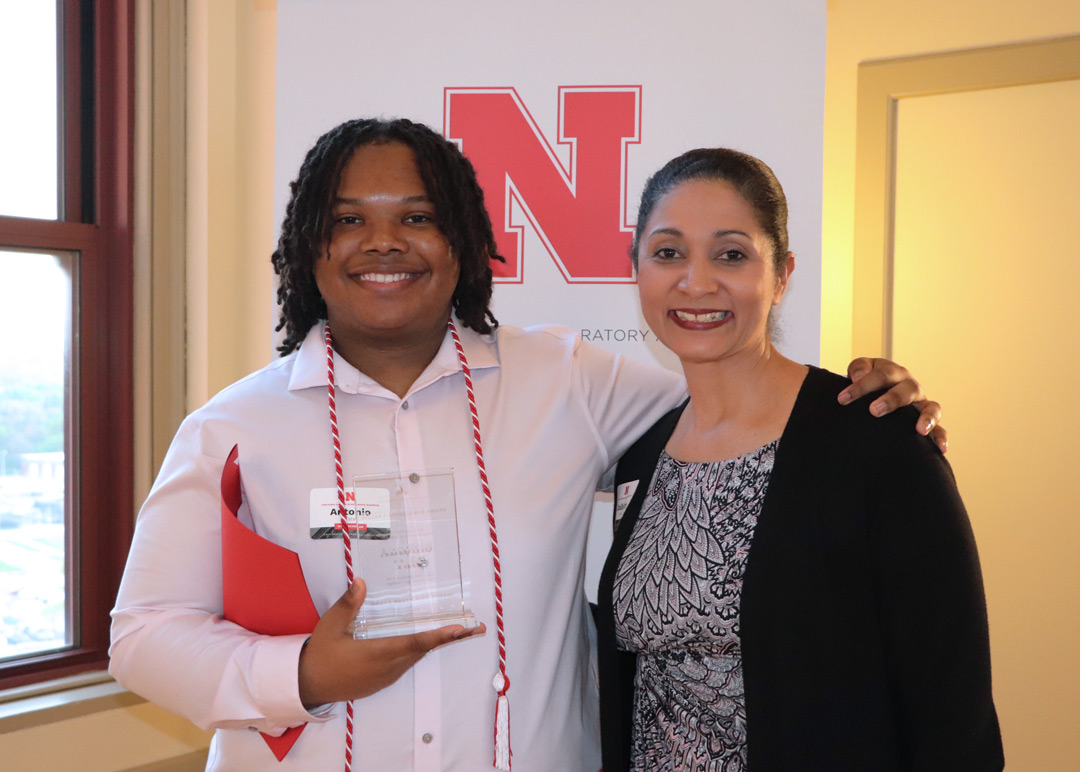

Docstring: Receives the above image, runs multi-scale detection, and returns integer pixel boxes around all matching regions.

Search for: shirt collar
[287,318,499,396]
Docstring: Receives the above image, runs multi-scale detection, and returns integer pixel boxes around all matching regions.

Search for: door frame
[852,34,1080,357]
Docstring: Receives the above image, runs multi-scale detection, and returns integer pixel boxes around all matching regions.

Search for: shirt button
[402,400,410,410]
[409,472,421,483]
[421,732,434,744]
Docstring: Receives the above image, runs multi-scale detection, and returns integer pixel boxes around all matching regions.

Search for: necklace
[324,318,512,771]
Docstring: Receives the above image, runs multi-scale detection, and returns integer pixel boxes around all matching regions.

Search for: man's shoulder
[188,354,301,420]
[491,322,669,373]
[483,321,684,409]
[491,322,579,349]
[488,322,613,373]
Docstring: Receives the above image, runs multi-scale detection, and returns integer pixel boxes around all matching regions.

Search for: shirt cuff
[250,633,334,735]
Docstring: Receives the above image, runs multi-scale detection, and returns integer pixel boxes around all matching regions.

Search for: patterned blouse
[612,440,778,772]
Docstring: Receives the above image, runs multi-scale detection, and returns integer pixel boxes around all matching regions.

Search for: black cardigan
[596,367,1003,771]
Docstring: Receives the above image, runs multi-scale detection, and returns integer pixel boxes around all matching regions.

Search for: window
[0,0,133,688]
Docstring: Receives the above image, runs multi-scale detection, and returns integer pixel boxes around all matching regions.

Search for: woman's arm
[868,424,1004,770]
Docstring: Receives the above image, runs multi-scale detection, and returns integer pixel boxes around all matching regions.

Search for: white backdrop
[275,0,825,370]
[275,0,826,597]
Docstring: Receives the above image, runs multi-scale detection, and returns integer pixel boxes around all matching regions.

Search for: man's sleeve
[570,338,686,489]
[109,416,331,734]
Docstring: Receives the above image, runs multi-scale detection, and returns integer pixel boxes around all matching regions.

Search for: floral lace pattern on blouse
[613,440,778,772]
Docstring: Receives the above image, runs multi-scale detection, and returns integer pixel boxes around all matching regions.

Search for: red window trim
[0,0,134,690]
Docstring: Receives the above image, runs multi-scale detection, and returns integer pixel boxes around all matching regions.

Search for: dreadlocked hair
[272,117,504,355]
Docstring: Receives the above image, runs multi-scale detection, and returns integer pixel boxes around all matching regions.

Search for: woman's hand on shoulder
[838,357,947,454]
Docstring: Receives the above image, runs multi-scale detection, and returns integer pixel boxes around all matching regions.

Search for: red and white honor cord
[448,320,512,771]
[325,319,512,771]
[324,323,356,772]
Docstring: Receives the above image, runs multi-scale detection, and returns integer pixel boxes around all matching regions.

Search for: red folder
[221,445,320,761]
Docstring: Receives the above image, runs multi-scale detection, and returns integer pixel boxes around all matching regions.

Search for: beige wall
[825,2,1080,770]
[891,79,1080,770]
[1,687,211,772]
[186,0,278,408]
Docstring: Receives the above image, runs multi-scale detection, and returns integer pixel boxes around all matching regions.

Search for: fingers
[298,580,369,707]
[839,358,923,411]
[929,422,948,454]
[839,358,948,451]
[845,356,875,383]
[866,378,923,418]
[333,579,367,623]
[299,612,485,708]
[307,579,367,639]
[913,398,950,452]
[346,623,485,699]
[912,399,942,436]
[406,622,487,656]
[839,358,890,404]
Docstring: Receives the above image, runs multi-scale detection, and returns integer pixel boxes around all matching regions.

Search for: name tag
[309,487,391,540]
[614,480,639,530]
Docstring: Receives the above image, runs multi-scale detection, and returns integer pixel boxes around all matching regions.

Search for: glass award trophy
[348,468,477,639]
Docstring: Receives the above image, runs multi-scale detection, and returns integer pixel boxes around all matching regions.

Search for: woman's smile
[669,309,732,328]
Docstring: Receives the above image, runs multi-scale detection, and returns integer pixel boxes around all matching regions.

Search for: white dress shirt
[110,321,684,771]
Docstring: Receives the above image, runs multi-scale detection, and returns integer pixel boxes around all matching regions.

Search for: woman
[596,149,1003,771]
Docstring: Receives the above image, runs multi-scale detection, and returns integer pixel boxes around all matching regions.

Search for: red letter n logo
[444,87,641,283]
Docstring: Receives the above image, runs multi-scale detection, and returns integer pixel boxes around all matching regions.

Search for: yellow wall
[891,80,1080,770]
[825,3,1080,770]
[821,0,1080,369]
